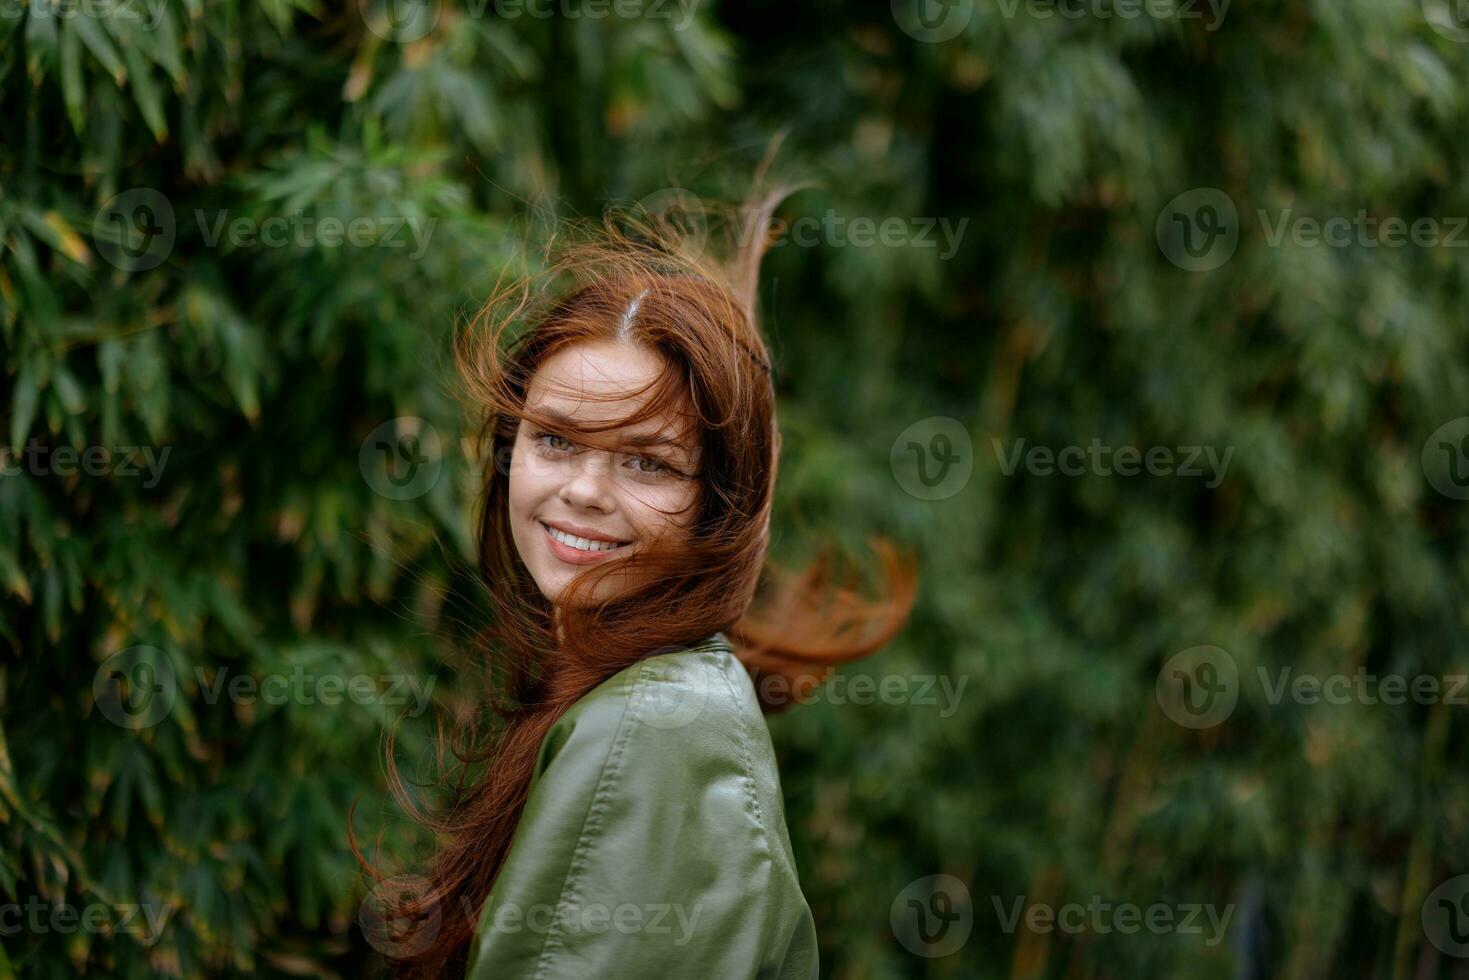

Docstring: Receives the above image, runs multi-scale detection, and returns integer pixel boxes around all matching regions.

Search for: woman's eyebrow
[621,431,686,450]
[535,407,688,451]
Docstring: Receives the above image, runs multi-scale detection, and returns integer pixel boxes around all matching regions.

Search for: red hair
[356,175,917,978]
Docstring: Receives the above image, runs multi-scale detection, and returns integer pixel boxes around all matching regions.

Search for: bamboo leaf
[121,44,167,141]
[9,360,40,449]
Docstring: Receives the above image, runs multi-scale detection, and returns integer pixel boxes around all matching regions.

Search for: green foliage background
[3,0,1469,976]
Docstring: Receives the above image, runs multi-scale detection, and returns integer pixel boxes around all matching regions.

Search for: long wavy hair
[359,174,918,978]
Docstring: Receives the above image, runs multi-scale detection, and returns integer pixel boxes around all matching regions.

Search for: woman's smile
[539,520,633,564]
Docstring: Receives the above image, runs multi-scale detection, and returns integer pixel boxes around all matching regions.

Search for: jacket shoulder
[540,631,761,776]
[466,631,819,979]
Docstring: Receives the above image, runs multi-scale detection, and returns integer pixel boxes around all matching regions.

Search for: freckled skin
[508,340,702,608]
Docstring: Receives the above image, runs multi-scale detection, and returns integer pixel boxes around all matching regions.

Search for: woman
[374,177,917,978]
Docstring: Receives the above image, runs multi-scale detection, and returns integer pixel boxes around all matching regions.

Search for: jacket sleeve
[464,653,819,980]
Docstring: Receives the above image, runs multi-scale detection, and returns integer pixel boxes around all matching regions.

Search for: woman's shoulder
[538,630,776,787]
[531,631,799,834]
[467,630,818,978]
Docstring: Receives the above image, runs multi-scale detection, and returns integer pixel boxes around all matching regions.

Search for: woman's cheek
[633,486,697,546]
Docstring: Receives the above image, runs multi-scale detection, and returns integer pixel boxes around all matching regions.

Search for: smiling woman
[364,177,918,978]
[508,340,705,604]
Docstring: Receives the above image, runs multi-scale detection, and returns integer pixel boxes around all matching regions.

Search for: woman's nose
[558,451,617,510]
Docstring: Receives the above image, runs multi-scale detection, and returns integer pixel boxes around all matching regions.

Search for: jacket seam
[716,654,768,839]
[517,636,755,976]
[529,666,642,978]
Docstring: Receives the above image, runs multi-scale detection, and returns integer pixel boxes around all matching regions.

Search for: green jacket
[464,631,820,979]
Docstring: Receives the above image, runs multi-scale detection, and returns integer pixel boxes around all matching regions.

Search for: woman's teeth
[542,523,627,552]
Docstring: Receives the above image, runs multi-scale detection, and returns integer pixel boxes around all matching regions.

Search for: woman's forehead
[523,341,698,445]
[527,340,663,399]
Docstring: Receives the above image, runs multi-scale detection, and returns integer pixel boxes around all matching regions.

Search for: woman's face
[507,339,703,608]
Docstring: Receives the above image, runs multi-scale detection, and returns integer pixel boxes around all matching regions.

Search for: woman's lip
[541,519,628,544]
[540,522,631,564]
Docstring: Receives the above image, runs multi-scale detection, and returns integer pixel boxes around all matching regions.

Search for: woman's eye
[628,455,668,476]
[533,431,574,453]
